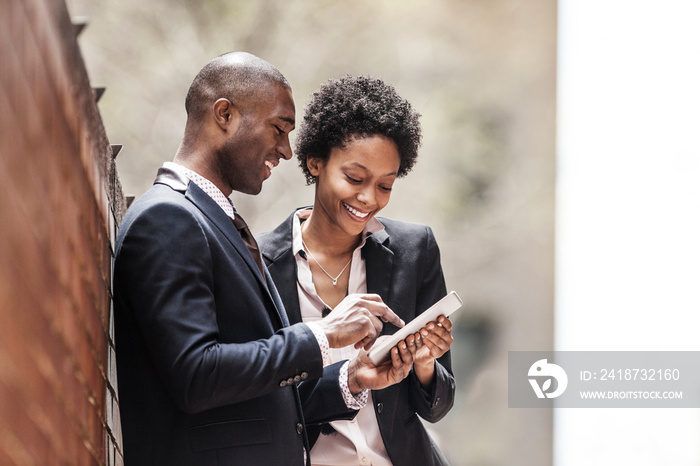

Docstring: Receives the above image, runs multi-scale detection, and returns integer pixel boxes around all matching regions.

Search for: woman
[258,75,455,465]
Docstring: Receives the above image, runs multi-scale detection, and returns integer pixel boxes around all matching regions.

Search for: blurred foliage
[67,0,556,464]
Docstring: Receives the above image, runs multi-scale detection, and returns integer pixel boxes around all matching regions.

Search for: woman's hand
[410,315,454,389]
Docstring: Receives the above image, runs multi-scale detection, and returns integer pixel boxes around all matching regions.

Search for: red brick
[0,0,123,463]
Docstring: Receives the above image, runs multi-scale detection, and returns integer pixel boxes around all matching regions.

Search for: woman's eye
[380,186,393,192]
[346,175,361,183]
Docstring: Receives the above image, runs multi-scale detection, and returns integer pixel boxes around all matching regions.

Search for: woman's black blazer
[258,210,455,466]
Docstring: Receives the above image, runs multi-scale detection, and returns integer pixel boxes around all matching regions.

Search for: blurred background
[59,0,700,465]
[65,1,556,465]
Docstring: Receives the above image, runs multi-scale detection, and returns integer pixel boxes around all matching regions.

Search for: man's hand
[346,336,416,393]
[315,294,405,349]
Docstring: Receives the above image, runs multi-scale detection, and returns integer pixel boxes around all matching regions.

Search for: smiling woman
[308,134,400,236]
[258,75,455,466]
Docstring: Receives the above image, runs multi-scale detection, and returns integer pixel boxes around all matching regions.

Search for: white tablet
[367,291,463,365]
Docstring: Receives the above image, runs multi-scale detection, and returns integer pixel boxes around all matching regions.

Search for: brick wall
[0,0,125,464]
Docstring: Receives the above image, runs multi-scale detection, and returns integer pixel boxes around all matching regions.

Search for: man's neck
[173,153,232,197]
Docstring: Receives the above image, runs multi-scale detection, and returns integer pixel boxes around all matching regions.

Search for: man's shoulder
[117,184,202,242]
[124,184,193,218]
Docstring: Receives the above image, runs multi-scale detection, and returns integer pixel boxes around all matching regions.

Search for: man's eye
[275,126,285,135]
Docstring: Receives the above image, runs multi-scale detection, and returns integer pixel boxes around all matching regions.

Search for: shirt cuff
[339,361,369,410]
[306,321,332,367]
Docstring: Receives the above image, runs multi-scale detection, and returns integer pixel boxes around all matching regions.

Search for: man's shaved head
[184,52,290,123]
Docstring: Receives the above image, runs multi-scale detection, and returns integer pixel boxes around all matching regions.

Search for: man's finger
[369,313,383,334]
[365,301,405,328]
[356,337,371,350]
[357,293,383,302]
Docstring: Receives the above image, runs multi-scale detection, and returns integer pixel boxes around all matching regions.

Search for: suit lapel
[364,228,394,299]
[259,212,303,325]
[155,166,258,279]
[184,186,264,281]
[265,253,299,325]
[363,226,395,334]
[154,167,286,329]
[262,212,396,329]
[186,187,288,329]
[265,268,290,327]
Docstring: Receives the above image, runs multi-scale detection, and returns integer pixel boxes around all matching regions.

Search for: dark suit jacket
[113,169,355,465]
[258,210,456,466]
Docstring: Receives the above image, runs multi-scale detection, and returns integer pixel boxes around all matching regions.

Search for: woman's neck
[301,209,361,257]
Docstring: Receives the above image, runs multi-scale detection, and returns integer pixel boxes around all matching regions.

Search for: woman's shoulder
[373,217,440,254]
[256,208,302,259]
[375,217,436,239]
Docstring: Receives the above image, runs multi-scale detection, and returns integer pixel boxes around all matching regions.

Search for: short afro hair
[295,75,422,185]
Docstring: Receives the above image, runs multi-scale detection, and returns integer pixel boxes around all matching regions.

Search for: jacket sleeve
[114,201,324,414]
[406,226,456,422]
[297,361,358,425]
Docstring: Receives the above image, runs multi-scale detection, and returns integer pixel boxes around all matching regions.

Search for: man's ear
[307,157,324,177]
[213,98,241,131]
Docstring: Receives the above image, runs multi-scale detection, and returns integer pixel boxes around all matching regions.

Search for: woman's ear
[213,98,241,132]
[307,157,324,177]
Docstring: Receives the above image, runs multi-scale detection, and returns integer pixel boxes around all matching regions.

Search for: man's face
[218,83,295,195]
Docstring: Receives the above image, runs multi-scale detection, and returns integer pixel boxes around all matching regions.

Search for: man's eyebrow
[279,117,295,126]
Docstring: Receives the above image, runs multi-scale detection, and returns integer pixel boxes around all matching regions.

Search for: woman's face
[308,134,401,237]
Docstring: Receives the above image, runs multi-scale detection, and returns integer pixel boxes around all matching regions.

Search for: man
[113,52,416,465]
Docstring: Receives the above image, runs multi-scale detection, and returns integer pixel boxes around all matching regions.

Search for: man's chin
[241,186,263,195]
[232,179,264,196]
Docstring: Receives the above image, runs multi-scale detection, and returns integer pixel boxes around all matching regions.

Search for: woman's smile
[342,202,370,220]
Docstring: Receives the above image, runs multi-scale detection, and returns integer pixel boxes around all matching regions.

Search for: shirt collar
[164,162,235,219]
[291,208,384,257]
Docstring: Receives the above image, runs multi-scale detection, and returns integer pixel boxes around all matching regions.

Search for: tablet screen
[367,291,462,365]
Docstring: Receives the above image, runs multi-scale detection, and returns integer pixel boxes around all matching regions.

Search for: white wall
[555,0,700,464]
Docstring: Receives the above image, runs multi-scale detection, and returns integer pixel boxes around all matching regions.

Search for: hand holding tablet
[367,291,463,365]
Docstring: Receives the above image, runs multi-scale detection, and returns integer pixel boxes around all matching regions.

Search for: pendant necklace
[302,239,352,286]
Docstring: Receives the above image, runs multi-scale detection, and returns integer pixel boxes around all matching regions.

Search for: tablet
[367,291,463,365]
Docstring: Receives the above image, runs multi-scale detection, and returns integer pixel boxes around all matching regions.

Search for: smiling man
[112,52,417,465]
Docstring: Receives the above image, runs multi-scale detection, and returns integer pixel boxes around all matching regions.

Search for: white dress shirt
[292,208,393,466]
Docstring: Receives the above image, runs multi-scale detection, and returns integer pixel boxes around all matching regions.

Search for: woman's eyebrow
[347,162,398,177]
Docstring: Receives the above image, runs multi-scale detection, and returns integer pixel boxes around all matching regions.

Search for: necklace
[302,239,352,286]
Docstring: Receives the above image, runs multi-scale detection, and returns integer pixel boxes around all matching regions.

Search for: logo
[528,359,568,399]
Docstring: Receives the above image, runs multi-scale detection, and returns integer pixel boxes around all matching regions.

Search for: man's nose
[278,135,292,160]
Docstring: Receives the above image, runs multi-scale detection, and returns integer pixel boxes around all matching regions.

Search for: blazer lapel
[154,166,286,329]
[363,225,395,334]
[185,187,264,280]
[259,212,303,325]
[186,187,288,329]
[265,268,290,327]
